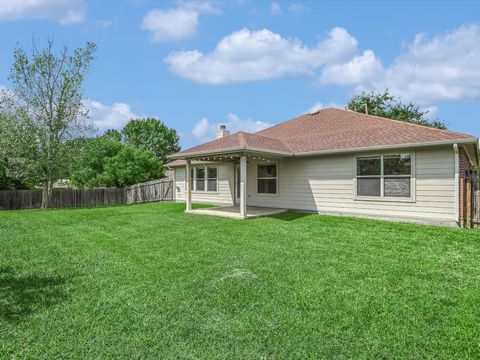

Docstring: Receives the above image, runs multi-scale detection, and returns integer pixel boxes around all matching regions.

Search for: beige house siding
[247,146,456,223]
[174,145,458,225]
[174,163,234,205]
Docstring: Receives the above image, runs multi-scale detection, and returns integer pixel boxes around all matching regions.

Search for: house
[167,108,479,226]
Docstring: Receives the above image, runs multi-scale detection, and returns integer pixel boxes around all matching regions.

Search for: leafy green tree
[121,118,180,163]
[70,137,162,188]
[7,39,96,208]
[100,145,163,187]
[0,94,43,189]
[70,137,123,188]
[345,89,447,130]
[103,129,122,142]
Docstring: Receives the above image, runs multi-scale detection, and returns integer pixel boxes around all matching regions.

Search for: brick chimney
[216,124,230,139]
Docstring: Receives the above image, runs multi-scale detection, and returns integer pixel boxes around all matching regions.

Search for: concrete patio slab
[186,205,287,219]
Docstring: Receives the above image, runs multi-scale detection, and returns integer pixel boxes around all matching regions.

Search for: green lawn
[1,203,479,359]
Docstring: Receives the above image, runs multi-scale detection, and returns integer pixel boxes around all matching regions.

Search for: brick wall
[459,148,471,224]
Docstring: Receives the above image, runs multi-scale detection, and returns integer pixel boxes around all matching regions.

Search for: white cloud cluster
[192,113,272,141]
[142,0,221,42]
[165,27,358,84]
[320,50,383,86]
[83,99,139,131]
[166,23,480,105]
[320,24,480,104]
[0,0,87,25]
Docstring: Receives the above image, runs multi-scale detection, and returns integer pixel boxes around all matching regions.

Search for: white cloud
[320,50,383,86]
[83,99,139,130]
[270,2,282,15]
[422,105,438,120]
[142,8,199,42]
[320,24,480,104]
[165,27,358,84]
[192,117,210,139]
[288,3,310,15]
[192,113,273,141]
[0,0,87,25]
[141,1,221,42]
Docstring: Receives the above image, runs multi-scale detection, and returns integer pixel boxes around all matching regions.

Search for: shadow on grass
[267,211,314,222]
[0,267,71,323]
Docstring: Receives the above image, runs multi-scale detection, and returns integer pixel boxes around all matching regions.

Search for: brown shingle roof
[173,131,291,156]
[170,108,476,158]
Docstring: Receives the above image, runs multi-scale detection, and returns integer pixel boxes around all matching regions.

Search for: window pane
[357,157,381,176]
[196,180,205,191]
[258,164,276,178]
[207,167,217,179]
[207,179,217,192]
[384,155,411,175]
[196,167,205,179]
[357,178,381,196]
[258,179,276,194]
[384,177,411,197]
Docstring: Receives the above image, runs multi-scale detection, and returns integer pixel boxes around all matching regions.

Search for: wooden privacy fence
[0,179,173,211]
[464,170,480,229]
[125,179,173,204]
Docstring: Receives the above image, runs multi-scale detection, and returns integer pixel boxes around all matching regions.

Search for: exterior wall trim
[168,138,477,160]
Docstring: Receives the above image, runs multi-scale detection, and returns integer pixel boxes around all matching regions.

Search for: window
[257,163,277,194]
[189,166,217,192]
[195,167,205,191]
[207,167,217,191]
[356,154,412,198]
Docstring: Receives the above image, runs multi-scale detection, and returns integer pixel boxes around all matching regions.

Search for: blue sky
[0,0,479,149]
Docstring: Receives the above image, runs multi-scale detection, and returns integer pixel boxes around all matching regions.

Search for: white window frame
[188,165,219,194]
[256,161,278,196]
[354,152,416,202]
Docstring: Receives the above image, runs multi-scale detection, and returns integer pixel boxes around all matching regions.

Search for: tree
[103,129,122,142]
[100,145,163,187]
[345,89,447,130]
[70,137,123,188]
[121,118,180,163]
[0,93,41,190]
[70,137,162,188]
[7,39,96,208]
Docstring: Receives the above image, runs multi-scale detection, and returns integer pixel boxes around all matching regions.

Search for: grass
[1,202,480,359]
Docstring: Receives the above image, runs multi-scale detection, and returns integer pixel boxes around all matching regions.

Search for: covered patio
[186,205,287,219]
[168,131,292,219]
[181,152,284,219]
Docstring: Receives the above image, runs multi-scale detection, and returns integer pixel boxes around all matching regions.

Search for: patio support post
[186,159,192,212]
[240,155,247,219]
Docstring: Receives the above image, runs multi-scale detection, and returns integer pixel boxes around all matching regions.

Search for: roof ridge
[330,108,474,138]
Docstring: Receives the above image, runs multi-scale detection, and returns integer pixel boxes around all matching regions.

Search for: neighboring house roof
[169,108,477,159]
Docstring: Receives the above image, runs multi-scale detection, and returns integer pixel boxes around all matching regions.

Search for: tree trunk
[41,180,54,209]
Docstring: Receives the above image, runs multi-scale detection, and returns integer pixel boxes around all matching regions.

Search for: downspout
[453,143,460,226]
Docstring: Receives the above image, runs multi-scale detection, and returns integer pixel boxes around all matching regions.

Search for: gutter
[293,138,477,157]
[167,146,292,159]
[168,138,477,160]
